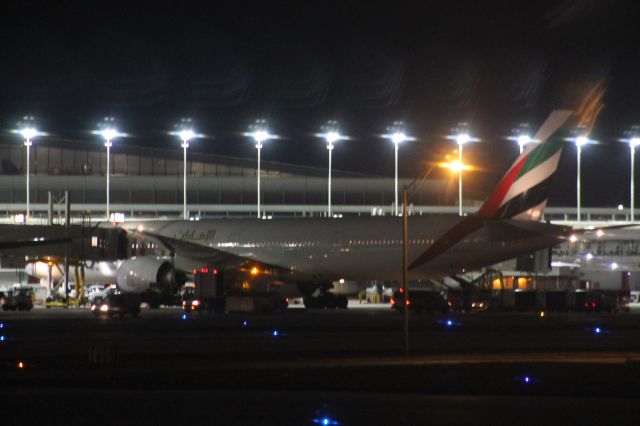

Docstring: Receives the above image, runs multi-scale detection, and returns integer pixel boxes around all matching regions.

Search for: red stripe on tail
[476,155,528,218]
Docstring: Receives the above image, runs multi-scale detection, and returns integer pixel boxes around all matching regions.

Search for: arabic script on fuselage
[173,229,216,243]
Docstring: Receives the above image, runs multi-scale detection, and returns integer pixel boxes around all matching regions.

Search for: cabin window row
[347,239,433,246]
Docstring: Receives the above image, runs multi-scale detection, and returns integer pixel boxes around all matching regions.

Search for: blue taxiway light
[594,327,602,334]
[272,330,280,337]
[0,322,4,329]
[516,375,539,384]
[181,314,188,320]
[312,417,339,425]
[0,336,5,342]
[243,320,248,327]
[438,319,459,327]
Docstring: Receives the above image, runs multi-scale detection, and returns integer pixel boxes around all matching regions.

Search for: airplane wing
[133,230,290,274]
[408,215,485,270]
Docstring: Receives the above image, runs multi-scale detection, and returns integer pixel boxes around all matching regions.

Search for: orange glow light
[439,160,470,173]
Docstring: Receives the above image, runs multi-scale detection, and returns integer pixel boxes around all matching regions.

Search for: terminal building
[0,138,458,218]
[1,137,639,297]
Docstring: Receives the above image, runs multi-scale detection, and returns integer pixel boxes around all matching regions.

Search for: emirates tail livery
[120,111,575,303]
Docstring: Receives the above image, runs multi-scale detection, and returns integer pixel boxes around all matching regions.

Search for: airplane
[108,110,579,309]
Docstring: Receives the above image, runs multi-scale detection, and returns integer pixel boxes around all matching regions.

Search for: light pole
[19,126,38,221]
[630,137,640,222]
[172,119,197,220]
[392,133,404,216]
[455,133,470,216]
[401,165,437,355]
[575,135,588,221]
[511,123,532,155]
[318,121,345,218]
[96,118,122,221]
[517,134,531,155]
[384,122,412,216]
[325,131,340,217]
[402,187,409,354]
[180,130,195,220]
[247,120,272,219]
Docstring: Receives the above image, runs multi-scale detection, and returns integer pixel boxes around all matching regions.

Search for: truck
[182,267,288,314]
[390,288,450,314]
[182,267,226,313]
[2,287,35,311]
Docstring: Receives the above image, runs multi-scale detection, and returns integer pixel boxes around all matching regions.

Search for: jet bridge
[0,224,128,268]
[0,191,128,268]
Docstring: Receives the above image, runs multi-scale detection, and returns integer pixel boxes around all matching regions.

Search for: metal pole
[106,139,111,220]
[398,164,435,355]
[394,143,399,216]
[632,146,635,222]
[183,141,188,219]
[64,191,70,302]
[257,145,261,218]
[47,191,53,225]
[458,143,463,216]
[328,144,333,217]
[65,190,70,227]
[25,138,31,221]
[47,262,52,297]
[402,186,409,355]
[577,145,581,221]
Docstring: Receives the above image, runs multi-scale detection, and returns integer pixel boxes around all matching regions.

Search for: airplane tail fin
[476,110,573,221]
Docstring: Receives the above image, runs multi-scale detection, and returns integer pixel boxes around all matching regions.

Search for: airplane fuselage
[131,215,566,284]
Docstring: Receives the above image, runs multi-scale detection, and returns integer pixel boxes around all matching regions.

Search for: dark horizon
[1,0,640,207]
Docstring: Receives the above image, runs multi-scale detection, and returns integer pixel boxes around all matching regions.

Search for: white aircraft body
[9,110,581,308]
[110,110,576,304]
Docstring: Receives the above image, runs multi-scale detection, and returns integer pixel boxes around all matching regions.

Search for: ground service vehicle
[183,267,288,313]
[1,287,35,311]
[574,290,629,313]
[303,289,348,309]
[91,292,141,317]
[391,289,449,314]
[182,267,226,313]
[87,284,116,304]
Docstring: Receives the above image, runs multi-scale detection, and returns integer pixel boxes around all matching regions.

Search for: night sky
[1,0,640,206]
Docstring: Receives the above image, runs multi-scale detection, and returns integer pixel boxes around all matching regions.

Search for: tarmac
[3,304,640,424]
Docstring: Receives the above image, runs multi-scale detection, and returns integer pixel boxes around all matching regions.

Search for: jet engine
[116,257,174,294]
